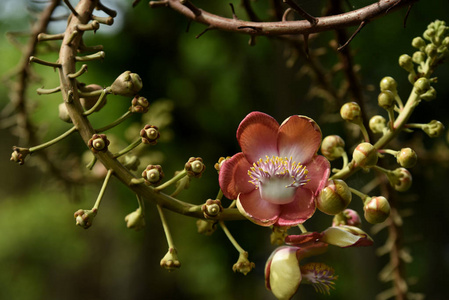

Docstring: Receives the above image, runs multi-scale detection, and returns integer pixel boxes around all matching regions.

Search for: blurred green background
[1,0,449,299]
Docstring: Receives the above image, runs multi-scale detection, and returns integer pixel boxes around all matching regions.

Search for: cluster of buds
[130,95,150,113]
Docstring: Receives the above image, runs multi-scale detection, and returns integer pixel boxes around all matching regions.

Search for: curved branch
[152,0,416,36]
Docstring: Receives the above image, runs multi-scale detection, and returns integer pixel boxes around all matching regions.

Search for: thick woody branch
[152,0,416,36]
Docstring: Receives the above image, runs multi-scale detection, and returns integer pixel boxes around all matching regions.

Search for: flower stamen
[300,262,337,295]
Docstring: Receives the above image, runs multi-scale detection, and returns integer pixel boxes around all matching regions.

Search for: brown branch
[152,0,416,36]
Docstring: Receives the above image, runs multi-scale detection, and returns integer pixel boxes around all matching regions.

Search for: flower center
[300,262,337,295]
[248,156,309,205]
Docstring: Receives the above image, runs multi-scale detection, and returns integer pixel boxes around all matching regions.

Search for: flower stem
[96,111,133,133]
[154,169,187,192]
[157,204,175,249]
[219,220,245,254]
[298,223,307,233]
[83,88,110,116]
[92,169,113,211]
[29,126,77,153]
[349,187,368,202]
[113,138,142,158]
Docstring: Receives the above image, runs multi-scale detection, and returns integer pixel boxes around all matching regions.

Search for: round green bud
[321,135,345,161]
[111,71,143,97]
[412,51,426,64]
[379,76,397,93]
[414,77,431,95]
[388,168,413,192]
[396,148,417,168]
[420,86,437,101]
[352,142,378,168]
[425,44,437,57]
[363,196,390,224]
[378,90,395,109]
[423,120,445,138]
[412,37,426,49]
[317,179,352,215]
[423,28,436,41]
[369,115,387,134]
[399,54,414,72]
[340,102,362,123]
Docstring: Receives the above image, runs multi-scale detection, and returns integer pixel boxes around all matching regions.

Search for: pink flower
[219,112,330,226]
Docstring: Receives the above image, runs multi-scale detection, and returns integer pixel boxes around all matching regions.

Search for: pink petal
[285,232,324,246]
[237,112,279,163]
[304,155,331,196]
[278,116,322,164]
[219,153,255,200]
[237,189,280,226]
[276,188,316,226]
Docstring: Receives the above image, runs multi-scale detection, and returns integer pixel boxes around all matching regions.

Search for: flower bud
[142,164,164,185]
[130,95,150,113]
[388,168,412,192]
[122,155,141,171]
[420,86,436,101]
[110,71,143,97]
[412,51,426,64]
[340,102,362,123]
[369,115,387,134]
[411,37,426,49]
[10,146,30,165]
[414,77,431,95]
[88,134,110,153]
[160,247,181,271]
[124,207,145,230]
[379,76,397,93]
[58,103,72,123]
[396,148,417,168]
[214,156,230,172]
[201,199,223,219]
[378,90,395,109]
[79,84,106,111]
[270,226,289,246]
[185,157,206,178]
[233,251,255,276]
[321,135,345,161]
[74,208,97,229]
[423,120,445,138]
[140,125,160,145]
[399,54,414,72]
[363,196,390,224]
[425,44,437,57]
[196,219,217,236]
[352,142,378,168]
[423,28,436,41]
[332,209,362,228]
[317,179,352,215]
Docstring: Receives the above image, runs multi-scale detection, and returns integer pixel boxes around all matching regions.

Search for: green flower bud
[411,37,426,49]
[111,71,143,97]
[124,207,145,231]
[412,51,426,64]
[388,168,412,192]
[414,77,431,95]
[196,219,217,236]
[420,86,437,101]
[321,135,345,161]
[363,196,390,224]
[425,44,438,57]
[423,28,436,41]
[160,247,181,271]
[423,120,445,138]
[317,179,352,215]
[340,102,362,123]
[399,54,414,72]
[58,103,72,123]
[352,142,378,168]
[396,148,417,168]
[369,115,387,134]
[378,90,395,109]
[379,76,397,93]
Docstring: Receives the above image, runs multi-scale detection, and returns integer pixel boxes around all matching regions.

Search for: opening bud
[130,95,150,113]
[201,199,223,219]
[369,115,387,134]
[185,157,206,178]
[160,247,181,271]
[378,90,395,109]
[140,125,160,145]
[111,71,143,97]
[396,148,417,168]
[233,251,255,276]
[74,208,97,229]
[387,168,412,192]
[340,102,361,123]
[321,135,345,161]
[352,142,378,168]
[88,134,110,153]
[214,156,230,173]
[317,179,352,215]
[363,196,390,224]
[142,164,164,185]
[10,147,30,165]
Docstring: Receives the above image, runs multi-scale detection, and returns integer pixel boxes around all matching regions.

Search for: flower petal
[304,155,331,196]
[276,188,316,226]
[321,226,374,248]
[278,115,322,164]
[285,232,324,246]
[237,112,279,163]
[237,189,280,226]
[219,153,255,200]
